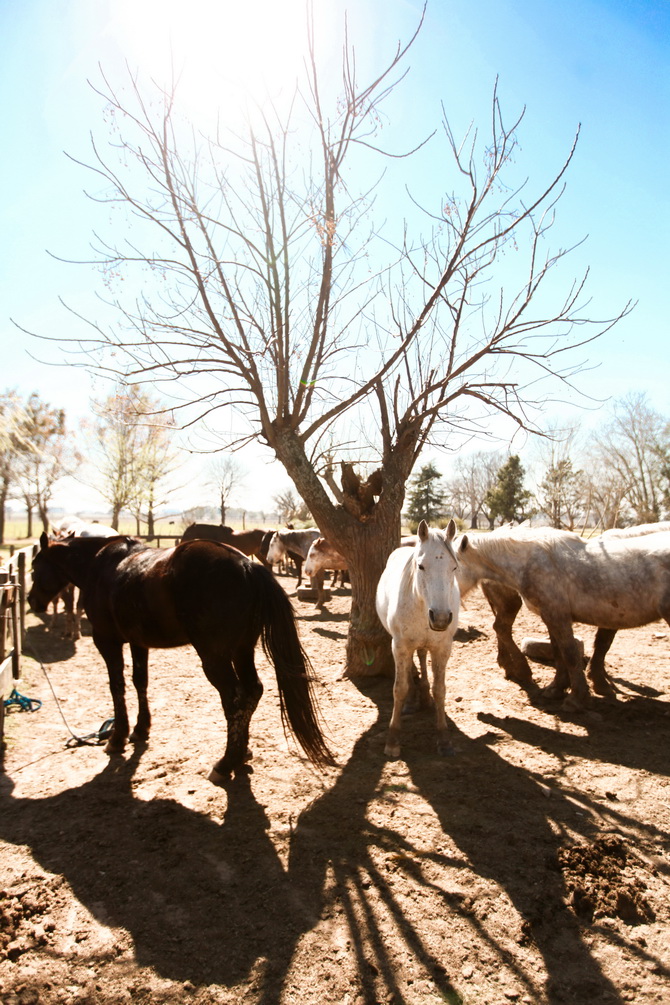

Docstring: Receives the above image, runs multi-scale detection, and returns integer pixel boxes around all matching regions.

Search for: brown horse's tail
[252,564,336,769]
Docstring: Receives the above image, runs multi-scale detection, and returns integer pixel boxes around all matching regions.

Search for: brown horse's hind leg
[94,636,130,754]
[129,643,151,742]
[203,655,264,785]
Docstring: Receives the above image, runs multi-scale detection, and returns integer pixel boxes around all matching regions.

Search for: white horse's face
[266,533,285,564]
[414,519,459,632]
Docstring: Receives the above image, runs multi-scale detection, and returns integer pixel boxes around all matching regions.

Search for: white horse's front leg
[431,642,455,756]
[386,643,414,758]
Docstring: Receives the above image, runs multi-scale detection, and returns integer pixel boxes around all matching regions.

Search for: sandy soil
[1,572,669,1005]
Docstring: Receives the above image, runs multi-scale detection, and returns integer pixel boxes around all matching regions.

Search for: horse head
[414,519,460,632]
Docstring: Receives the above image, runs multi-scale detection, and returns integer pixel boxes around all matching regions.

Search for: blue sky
[1,0,668,514]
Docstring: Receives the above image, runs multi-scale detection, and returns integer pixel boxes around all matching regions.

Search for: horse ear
[458,535,469,554]
[446,518,456,541]
[418,520,429,540]
[39,531,49,551]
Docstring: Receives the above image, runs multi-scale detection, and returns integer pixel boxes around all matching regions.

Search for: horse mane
[471,526,583,562]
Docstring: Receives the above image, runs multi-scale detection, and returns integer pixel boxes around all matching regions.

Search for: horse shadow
[281,676,670,1005]
[0,753,322,993]
[23,621,77,664]
[3,679,665,1004]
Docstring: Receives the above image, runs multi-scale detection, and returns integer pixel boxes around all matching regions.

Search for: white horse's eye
[418,564,425,571]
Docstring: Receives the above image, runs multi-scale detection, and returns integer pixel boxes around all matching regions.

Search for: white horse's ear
[418,520,429,540]
[458,535,469,553]
[446,518,456,541]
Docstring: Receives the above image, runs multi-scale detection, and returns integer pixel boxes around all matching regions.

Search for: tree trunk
[25,498,33,539]
[112,504,121,531]
[38,502,49,533]
[319,494,403,679]
[344,537,395,678]
[147,507,155,537]
[0,484,7,545]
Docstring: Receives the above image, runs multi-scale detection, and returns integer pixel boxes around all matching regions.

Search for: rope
[21,638,115,748]
[3,687,42,713]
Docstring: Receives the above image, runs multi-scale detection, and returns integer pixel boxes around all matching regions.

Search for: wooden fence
[0,534,189,752]
[0,544,37,752]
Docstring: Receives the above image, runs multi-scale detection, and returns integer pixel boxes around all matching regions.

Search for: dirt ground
[1,570,669,1005]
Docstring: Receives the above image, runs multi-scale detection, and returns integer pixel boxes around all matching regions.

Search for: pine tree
[405,463,447,528]
[485,455,532,524]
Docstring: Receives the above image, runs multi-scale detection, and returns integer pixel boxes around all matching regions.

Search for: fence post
[17,550,28,646]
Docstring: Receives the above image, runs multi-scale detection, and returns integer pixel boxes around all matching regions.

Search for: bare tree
[84,385,179,530]
[45,14,629,675]
[445,450,504,529]
[206,455,245,525]
[0,391,31,543]
[13,393,73,534]
[590,393,668,524]
[532,423,587,530]
[273,487,311,526]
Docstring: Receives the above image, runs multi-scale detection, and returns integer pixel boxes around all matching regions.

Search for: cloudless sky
[1,0,668,515]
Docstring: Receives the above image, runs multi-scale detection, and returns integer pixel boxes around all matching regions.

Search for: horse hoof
[208,767,232,787]
[561,694,589,712]
[541,684,565,701]
[384,744,401,759]
[104,739,125,755]
[129,730,150,744]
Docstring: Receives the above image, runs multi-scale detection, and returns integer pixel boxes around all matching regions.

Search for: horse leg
[128,643,151,743]
[61,585,75,640]
[587,628,618,698]
[402,648,431,715]
[312,570,326,606]
[541,618,591,710]
[93,635,130,754]
[294,555,303,586]
[481,582,533,685]
[202,653,264,784]
[431,644,455,756]
[386,643,414,758]
[73,591,83,641]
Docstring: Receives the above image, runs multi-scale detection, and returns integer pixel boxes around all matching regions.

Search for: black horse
[28,533,334,783]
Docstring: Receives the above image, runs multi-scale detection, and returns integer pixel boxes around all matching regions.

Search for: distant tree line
[404,392,670,532]
[0,385,181,543]
[2,388,668,545]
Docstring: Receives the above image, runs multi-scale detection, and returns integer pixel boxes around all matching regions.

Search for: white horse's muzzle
[429,609,453,632]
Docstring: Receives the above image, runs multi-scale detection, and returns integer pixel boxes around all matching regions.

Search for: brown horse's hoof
[104,739,125,755]
[208,767,232,786]
[129,730,150,744]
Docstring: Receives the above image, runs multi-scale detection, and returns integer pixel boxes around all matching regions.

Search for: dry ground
[1,572,669,1005]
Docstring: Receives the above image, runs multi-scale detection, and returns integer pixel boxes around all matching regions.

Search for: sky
[1,0,669,517]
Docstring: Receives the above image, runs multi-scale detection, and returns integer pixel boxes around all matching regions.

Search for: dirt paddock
[1,574,669,1005]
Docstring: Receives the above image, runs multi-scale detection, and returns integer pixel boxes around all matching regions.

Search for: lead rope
[21,638,114,747]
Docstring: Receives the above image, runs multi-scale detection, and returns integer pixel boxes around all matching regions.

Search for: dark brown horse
[28,533,334,783]
[181,523,273,567]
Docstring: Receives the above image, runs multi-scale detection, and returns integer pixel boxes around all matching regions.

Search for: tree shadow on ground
[2,675,666,1005]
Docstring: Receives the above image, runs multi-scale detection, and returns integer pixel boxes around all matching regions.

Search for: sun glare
[109,0,320,124]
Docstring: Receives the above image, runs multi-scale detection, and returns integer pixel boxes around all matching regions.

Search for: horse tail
[251,564,336,769]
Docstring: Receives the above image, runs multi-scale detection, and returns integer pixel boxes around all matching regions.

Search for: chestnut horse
[28,533,334,783]
[181,523,272,567]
